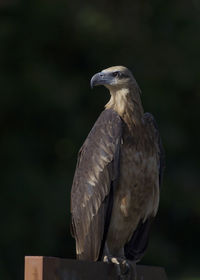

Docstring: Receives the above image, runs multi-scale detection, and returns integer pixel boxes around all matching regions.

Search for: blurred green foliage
[0,0,200,279]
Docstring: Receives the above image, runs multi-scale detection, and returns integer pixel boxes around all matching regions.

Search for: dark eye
[112,71,120,77]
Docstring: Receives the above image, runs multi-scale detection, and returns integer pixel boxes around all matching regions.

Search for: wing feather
[144,112,165,186]
[71,109,123,261]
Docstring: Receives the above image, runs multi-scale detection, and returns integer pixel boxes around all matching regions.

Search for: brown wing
[71,109,123,261]
[124,112,165,261]
[144,112,165,186]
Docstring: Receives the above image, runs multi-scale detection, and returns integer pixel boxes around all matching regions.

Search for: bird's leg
[103,256,137,280]
[118,258,137,280]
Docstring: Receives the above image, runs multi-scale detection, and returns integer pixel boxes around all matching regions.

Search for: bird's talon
[122,260,126,264]
[120,260,130,275]
[103,256,136,279]
[111,257,120,265]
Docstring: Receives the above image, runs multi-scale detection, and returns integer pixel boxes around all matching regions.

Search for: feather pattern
[71,109,123,261]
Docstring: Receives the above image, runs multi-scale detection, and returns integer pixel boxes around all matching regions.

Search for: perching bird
[70,66,164,279]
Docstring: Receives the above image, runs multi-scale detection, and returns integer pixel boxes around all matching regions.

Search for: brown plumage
[70,66,165,263]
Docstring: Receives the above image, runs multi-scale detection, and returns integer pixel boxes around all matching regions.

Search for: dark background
[1,0,200,279]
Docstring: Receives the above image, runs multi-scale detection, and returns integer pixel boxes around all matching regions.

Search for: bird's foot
[103,256,137,280]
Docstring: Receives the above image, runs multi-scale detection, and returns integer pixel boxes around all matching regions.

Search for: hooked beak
[90,72,113,89]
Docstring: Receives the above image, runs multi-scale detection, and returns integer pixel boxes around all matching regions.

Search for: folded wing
[71,109,123,261]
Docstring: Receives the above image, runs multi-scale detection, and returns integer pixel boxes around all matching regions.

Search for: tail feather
[124,218,153,262]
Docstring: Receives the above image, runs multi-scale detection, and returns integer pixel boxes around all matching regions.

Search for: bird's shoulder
[78,108,123,158]
[87,108,123,136]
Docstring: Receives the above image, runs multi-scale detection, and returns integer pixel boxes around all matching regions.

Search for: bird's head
[90,66,136,91]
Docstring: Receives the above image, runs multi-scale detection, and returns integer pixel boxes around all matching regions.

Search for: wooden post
[24,256,168,280]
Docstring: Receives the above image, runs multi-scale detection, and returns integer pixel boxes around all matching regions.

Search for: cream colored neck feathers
[105,86,144,129]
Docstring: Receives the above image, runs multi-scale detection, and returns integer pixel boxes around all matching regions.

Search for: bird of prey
[70,66,164,279]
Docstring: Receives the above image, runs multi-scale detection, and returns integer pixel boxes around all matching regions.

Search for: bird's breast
[116,133,160,222]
